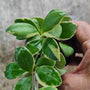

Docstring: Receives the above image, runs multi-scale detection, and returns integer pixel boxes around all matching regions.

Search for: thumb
[73,49,90,75]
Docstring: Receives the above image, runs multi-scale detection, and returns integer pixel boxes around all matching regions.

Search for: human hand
[59,21,90,90]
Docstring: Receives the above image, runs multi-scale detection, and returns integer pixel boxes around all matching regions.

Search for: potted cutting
[4,9,77,90]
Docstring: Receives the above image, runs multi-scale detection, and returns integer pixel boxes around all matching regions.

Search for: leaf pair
[6,9,67,40]
[6,17,43,39]
[5,47,35,90]
[41,9,77,40]
[4,63,32,89]
[6,9,77,43]
[5,46,35,79]
[35,52,66,87]
[36,52,66,69]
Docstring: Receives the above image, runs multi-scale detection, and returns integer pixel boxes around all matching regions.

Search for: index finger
[72,21,90,53]
[72,21,90,45]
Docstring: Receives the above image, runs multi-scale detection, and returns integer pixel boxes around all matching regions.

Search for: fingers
[82,40,90,53]
[71,21,90,75]
[60,72,90,90]
[73,49,90,75]
[72,21,90,45]
[60,21,90,90]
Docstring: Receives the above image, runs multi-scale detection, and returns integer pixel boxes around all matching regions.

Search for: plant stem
[32,74,38,90]
[33,75,36,90]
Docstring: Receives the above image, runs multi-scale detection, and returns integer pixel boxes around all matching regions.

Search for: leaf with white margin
[14,76,32,90]
[36,56,56,66]
[60,42,74,57]
[42,25,62,40]
[35,66,62,87]
[42,38,60,61]
[26,39,43,55]
[62,16,71,22]
[17,47,35,72]
[39,86,58,90]
[55,53,66,69]
[57,68,66,75]
[6,23,39,38]
[60,22,77,40]
[41,9,66,33]
[4,63,25,79]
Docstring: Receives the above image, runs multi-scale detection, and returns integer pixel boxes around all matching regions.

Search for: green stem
[32,74,38,90]
[33,75,36,90]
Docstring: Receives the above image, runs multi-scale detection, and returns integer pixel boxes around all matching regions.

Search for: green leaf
[15,18,37,28]
[15,18,32,23]
[26,39,43,55]
[35,66,62,87]
[60,42,74,57]
[17,47,34,72]
[34,17,44,29]
[39,87,58,90]
[27,35,40,42]
[4,63,25,79]
[30,18,40,32]
[57,68,66,75]
[6,23,38,38]
[41,9,66,33]
[42,38,60,61]
[15,47,24,62]
[36,57,56,66]
[62,16,71,22]
[15,18,41,33]
[16,36,26,40]
[34,52,41,60]
[55,53,66,69]
[14,76,32,90]
[60,22,77,40]
[42,25,62,40]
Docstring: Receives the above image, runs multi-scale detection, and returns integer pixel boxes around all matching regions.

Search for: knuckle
[82,40,90,51]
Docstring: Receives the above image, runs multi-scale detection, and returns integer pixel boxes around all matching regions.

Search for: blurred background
[0,0,90,90]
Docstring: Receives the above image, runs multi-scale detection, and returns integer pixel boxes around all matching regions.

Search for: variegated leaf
[41,9,66,33]
[26,39,43,55]
[39,87,58,90]
[42,25,62,40]
[36,56,56,66]
[17,47,35,72]
[6,23,39,38]
[42,38,60,61]
[35,66,62,87]
[55,53,66,69]
[60,22,77,40]
[60,42,74,57]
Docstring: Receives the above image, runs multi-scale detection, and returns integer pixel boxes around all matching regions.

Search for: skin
[60,21,90,90]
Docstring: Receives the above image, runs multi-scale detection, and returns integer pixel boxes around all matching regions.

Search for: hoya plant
[4,9,77,90]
